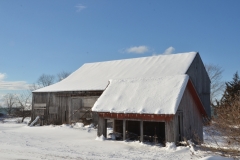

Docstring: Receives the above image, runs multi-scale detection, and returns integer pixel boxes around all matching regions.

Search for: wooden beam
[123,120,126,141]
[98,112,174,121]
[113,120,115,132]
[34,108,46,110]
[140,120,143,142]
[34,103,46,107]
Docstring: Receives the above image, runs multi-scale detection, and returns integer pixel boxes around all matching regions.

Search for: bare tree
[57,71,71,82]
[29,74,55,91]
[15,91,32,122]
[31,71,70,91]
[29,83,39,91]
[205,64,224,106]
[2,93,17,115]
[37,74,55,88]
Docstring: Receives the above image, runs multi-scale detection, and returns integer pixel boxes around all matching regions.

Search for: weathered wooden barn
[32,52,210,143]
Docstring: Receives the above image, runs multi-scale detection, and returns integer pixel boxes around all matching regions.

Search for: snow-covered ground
[0,117,234,160]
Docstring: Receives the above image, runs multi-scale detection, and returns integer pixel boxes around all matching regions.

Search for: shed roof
[92,75,189,114]
[33,52,197,92]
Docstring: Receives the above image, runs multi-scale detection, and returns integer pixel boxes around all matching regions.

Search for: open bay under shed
[92,76,207,144]
[32,52,210,126]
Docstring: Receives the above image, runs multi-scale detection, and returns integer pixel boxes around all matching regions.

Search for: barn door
[70,98,82,123]
[177,111,183,142]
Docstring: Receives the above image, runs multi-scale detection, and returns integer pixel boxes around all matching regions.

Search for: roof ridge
[83,52,197,65]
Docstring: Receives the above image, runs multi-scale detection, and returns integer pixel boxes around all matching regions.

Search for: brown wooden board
[98,113,174,121]
[49,107,58,114]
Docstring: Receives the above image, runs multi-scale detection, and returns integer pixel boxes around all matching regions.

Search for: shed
[92,76,207,143]
[32,52,210,133]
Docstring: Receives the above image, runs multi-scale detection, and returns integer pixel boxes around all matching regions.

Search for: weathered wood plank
[165,119,175,142]
[140,120,143,142]
[97,117,107,137]
[178,86,203,143]
[34,109,45,115]
[49,107,58,114]
[34,103,46,107]
[82,97,98,107]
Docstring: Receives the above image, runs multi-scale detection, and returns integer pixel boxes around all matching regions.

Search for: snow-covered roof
[92,75,189,114]
[33,52,197,92]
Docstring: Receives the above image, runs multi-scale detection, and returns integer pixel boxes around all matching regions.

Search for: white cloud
[162,46,175,55]
[126,46,149,54]
[152,46,175,56]
[0,73,29,90]
[75,4,86,12]
[0,73,6,81]
[0,81,29,90]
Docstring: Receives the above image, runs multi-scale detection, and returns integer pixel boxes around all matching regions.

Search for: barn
[32,52,210,143]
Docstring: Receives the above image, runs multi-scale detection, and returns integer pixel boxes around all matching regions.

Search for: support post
[165,119,175,143]
[123,120,126,140]
[97,116,107,138]
[140,120,143,142]
[113,119,115,132]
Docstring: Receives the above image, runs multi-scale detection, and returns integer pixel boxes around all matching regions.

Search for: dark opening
[126,120,140,141]
[107,119,113,128]
[114,120,123,133]
[178,115,181,141]
[143,121,165,144]
[178,116,181,141]
[113,120,123,140]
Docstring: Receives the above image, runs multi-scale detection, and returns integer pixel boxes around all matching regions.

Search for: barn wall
[186,53,211,117]
[97,116,107,137]
[32,91,102,125]
[31,92,48,125]
[178,86,203,143]
[165,118,175,142]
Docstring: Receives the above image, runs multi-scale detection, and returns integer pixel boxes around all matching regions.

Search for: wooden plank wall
[97,116,107,137]
[186,53,211,117]
[31,93,48,124]
[177,86,203,143]
[32,91,102,125]
[165,116,176,143]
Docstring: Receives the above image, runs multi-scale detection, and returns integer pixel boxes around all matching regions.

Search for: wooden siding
[165,118,175,142]
[32,91,102,125]
[186,53,211,117]
[97,116,107,137]
[177,84,204,143]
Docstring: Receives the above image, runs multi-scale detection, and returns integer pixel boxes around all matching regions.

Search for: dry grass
[201,96,240,159]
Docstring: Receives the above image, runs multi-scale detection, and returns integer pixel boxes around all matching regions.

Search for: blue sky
[0,1,240,99]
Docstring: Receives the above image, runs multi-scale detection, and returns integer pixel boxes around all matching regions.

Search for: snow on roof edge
[82,51,197,65]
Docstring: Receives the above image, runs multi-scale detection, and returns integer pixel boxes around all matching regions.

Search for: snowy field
[0,117,234,160]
